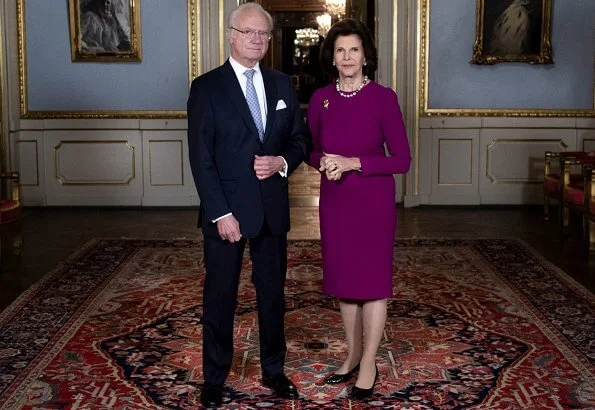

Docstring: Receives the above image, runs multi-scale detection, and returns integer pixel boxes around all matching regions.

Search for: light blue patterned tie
[244,69,264,141]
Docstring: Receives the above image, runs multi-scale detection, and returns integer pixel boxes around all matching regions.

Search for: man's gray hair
[228,3,273,31]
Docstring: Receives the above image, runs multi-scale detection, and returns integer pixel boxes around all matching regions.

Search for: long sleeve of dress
[359,89,411,176]
[306,91,324,170]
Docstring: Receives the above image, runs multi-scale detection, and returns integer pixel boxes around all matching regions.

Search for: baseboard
[404,194,422,207]
[141,196,200,207]
[428,194,482,205]
[46,196,142,206]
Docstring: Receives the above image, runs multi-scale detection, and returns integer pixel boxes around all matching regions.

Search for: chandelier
[316,13,331,37]
[294,28,320,48]
[325,0,345,19]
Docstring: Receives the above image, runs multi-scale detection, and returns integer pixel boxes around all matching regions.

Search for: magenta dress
[307,81,411,300]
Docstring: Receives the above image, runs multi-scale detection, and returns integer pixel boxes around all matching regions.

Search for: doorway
[258,0,376,206]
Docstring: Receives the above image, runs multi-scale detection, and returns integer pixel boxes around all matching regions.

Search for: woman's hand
[319,156,330,172]
[321,152,361,181]
[319,155,340,180]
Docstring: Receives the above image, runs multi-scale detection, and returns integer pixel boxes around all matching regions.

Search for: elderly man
[187,2,311,408]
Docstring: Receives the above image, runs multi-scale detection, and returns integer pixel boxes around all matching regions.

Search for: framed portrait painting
[68,0,141,62]
[471,0,552,65]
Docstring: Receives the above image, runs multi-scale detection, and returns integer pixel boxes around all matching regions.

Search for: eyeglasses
[230,27,272,41]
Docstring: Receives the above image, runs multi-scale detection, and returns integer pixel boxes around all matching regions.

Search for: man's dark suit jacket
[187,60,311,238]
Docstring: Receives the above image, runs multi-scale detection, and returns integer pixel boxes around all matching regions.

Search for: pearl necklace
[335,76,369,98]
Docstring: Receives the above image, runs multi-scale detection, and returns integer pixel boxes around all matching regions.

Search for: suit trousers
[202,219,288,387]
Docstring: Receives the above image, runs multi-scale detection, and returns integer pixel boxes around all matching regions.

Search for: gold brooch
[323,99,329,109]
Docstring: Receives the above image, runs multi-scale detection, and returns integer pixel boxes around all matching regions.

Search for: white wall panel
[140,119,187,130]
[415,118,591,205]
[578,118,595,129]
[479,129,577,204]
[44,119,141,130]
[43,130,143,206]
[430,117,482,129]
[54,141,135,185]
[14,140,39,186]
[481,117,576,129]
[9,131,45,206]
[418,128,433,196]
[579,129,595,152]
[438,139,472,185]
[149,140,183,186]
[142,131,198,207]
[430,129,480,205]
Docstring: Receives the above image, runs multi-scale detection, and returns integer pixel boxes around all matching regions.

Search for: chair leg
[12,232,22,256]
[589,219,595,252]
[560,206,570,238]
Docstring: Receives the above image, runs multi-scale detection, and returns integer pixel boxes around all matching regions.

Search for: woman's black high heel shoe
[349,365,378,399]
[323,363,360,384]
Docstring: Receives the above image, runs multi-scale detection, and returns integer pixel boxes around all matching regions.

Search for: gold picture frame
[471,0,553,65]
[419,0,594,117]
[68,0,142,62]
[18,0,201,119]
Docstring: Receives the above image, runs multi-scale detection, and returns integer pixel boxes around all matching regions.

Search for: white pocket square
[275,100,287,110]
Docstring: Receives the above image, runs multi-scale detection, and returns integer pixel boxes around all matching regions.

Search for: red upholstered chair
[0,172,22,224]
[560,155,595,241]
[543,151,561,221]
[582,164,595,251]
[0,172,23,262]
[543,151,586,221]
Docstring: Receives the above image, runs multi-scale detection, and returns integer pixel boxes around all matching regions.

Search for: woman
[306,19,411,399]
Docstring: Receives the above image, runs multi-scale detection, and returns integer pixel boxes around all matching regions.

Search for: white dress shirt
[229,56,267,131]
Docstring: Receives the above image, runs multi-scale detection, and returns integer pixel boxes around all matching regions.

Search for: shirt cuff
[212,213,232,223]
[277,156,288,177]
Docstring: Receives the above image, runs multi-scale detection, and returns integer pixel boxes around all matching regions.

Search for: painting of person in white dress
[80,0,131,52]
[485,0,542,56]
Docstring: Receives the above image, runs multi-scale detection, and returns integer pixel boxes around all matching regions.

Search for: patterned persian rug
[0,238,593,409]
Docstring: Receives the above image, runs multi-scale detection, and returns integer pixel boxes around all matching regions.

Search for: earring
[332,60,336,66]
[363,59,367,66]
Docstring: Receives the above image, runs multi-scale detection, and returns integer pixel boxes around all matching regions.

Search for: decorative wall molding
[54,140,136,185]
[418,0,595,118]
[418,119,585,205]
[17,0,199,119]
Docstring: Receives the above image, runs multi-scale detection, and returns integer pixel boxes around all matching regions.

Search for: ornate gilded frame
[17,0,201,119]
[419,0,595,117]
[471,0,552,65]
[68,0,142,62]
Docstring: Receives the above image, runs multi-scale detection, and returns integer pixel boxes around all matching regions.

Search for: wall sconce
[316,13,331,37]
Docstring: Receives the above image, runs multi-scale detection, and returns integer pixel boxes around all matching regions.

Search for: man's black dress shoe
[323,363,360,384]
[349,365,378,400]
[262,372,299,399]
[200,384,223,408]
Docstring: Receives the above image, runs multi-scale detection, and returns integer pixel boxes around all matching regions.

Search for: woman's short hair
[319,19,377,79]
